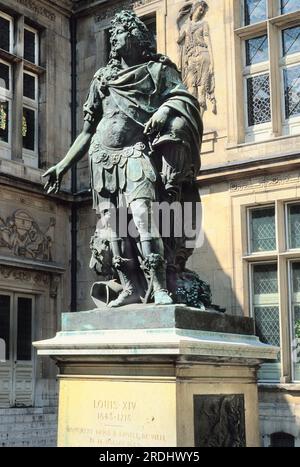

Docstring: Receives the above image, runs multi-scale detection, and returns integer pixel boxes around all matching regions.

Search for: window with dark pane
[0,295,10,360]
[144,15,157,51]
[281,0,300,14]
[24,29,36,64]
[0,62,9,90]
[23,73,35,100]
[246,35,268,65]
[104,28,111,64]
[22,107,35,151]
[254,264,278,295]
[17,297,32,361]
[247,74,271,126]
[244,0,266,25]
[253,264,280,350]
[288,204,300,248]
[250,206,276,252]
[270,432,295,447]
[0,99,9,143]
[284,65,300,119]
[290,264,300,379]
[282,26,300,56]
[0,16,10,52]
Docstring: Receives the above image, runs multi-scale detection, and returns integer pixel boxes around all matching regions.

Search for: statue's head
[190,1,209,20]
[109,10,156,61]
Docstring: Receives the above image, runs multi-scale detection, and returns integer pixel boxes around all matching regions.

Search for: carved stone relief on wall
[0,266,60,298]
[94,0,156,22]
[230,172,300,193]
[177,1,217,117]
[0,266,50,286]
[95,0,134,22]
[15,0,56,21]
[0,210,55,261]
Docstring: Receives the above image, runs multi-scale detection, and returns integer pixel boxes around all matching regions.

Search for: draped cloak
[83,60,203,209]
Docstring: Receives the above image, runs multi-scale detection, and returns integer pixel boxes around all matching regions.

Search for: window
[24,26,38,65]
[244,0,267,26]
[0,295,10,361]
[0,11,41,168]
[143,14,157,50]
[0,12,13,53]
[281,0,300,15]
[250,262,281,380]
[246,201,300,382]
[281,24,300,133]
[23,71,38,156]
[287,203,300,248]
[243,32,271,140]
[252,264,280,349]
[0,59,12,156]
[0,293,35,408]
[237,2,300,140]
[289,262,300,381]
[270,432,295,447]
[249,206,276,253]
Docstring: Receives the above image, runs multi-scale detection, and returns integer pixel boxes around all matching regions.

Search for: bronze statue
[43,11,206,308]
[177,1,217,117]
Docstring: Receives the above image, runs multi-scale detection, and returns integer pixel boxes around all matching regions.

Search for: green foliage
[295,319,300,339]
[175,271,212,310]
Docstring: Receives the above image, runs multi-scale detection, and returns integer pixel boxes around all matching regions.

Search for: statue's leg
[160,143,186,202]
[104,204,140,307]
[130,198,173,305]
[197,85,207,117]
[158,143,188,265]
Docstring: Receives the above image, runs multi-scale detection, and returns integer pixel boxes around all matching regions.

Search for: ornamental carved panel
[0,210,55,261]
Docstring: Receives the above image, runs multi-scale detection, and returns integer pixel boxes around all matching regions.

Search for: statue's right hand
[42,163,65,194]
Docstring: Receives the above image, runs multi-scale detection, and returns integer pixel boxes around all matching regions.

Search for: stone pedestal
[33,305,278,447]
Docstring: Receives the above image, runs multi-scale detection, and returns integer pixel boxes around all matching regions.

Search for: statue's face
[193,3,206,20]
[111,25,133,56]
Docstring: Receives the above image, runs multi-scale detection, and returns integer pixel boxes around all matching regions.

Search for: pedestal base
[34,305,278,447]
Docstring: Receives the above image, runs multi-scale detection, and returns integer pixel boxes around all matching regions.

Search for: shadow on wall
[188,233,242,316]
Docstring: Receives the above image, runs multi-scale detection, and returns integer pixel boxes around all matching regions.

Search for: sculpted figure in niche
[43,11,206,308]
[177,1,217,117]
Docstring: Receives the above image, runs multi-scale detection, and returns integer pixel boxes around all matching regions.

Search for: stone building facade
[1,0,300,447]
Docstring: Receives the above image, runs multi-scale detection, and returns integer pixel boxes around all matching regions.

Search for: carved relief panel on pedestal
[194,394,246,447]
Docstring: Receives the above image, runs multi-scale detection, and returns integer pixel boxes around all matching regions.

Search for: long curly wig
[102,10,177,81]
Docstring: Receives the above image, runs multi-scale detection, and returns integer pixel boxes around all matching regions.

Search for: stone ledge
[62,305,254,334]
[0,255,65,274]
[34,327,278,364]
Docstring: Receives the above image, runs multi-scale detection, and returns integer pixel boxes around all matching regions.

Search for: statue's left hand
[144,107,171,135]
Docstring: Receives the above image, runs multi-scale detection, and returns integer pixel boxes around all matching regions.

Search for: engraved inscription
[230,172,300,192]
[194,394,246,447]
[94,399,136,424]
[63,397,167,446]
[16,0,56,21]
[95,1,134,22]
[58,379,176,447]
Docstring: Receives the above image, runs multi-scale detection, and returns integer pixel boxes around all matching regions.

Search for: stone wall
[0,0,73,448]
[0,407,57,447]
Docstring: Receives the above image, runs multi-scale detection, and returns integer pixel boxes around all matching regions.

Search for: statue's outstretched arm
[43,118,99,194]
